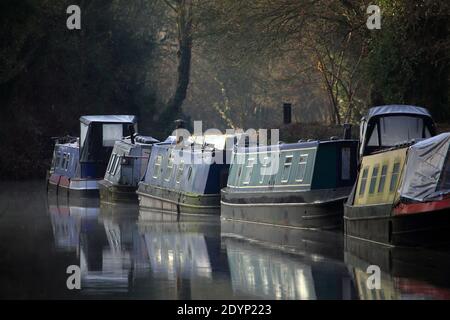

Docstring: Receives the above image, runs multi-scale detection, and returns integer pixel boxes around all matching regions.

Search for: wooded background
[0,0,449,178]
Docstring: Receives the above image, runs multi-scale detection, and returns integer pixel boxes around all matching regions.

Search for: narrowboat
[343,105,450,246]
[47,115,137,196]
[221,138,359,229]
[98,134,159,203]
[137,134,235,215]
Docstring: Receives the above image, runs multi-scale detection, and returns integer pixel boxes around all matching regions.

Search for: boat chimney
[175,119,185,129]
[343,123,352,140]
[174,119,185,144]
[283,103,292,125]
[128,124,136,144]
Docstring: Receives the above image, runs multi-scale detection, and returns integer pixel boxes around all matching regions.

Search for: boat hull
[344,203,450,246]
[47,173,99,197]
[98,179,138,204]
[137,183,220,215]
[221,188,350,229]
[221,198,344,229]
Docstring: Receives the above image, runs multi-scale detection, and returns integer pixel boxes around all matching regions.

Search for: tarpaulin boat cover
[400,133,450,201]
[367,105,432,122]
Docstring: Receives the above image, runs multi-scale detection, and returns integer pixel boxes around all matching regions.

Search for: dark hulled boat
[47,115,137,196]
[221,138,358,229]
[98,135,159,203]
[137,134,234,215]
[343,105,450,246]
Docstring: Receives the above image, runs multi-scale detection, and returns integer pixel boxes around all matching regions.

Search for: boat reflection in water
[136,209,239,299]
[222,220,356,300]
[48,194,138,296]
[345,237,450,300]
[138,211,218,280]
[49,191,450,299]
[48,195,236,298]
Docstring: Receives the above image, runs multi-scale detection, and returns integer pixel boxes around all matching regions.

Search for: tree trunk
[160,0,193,126]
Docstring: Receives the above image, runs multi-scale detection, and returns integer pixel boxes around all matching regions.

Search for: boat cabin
[226,140,358,192]
[79,115,137,179]
[103,135,159,187]
[141,134,235,195]
[48,115,138,195]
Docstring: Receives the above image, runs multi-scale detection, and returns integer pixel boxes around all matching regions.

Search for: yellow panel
[354,148,408,206]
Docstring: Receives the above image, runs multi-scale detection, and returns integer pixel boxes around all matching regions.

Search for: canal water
[1,181,450,299]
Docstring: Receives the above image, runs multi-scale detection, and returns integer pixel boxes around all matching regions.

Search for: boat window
[242,158,255,185]
[359,167,369,196]
[176,160,185,183]
[165,153,174,181]
[380,116,425,147]
[80,123,88,148]
[112,155,120,175]
[55,152,62,168]
[107,153,116,173]
[259,156,270,184]
[341,148,351,180]
[103,124,123,147]
[378,164,388,193]
[153,155,163,179]
[367,124,379,146]
[295,154,308,182]
[64,154,70,170]
[369,165,379,194]
[61,153,67,170]
[389,162,401,192]
[187,166,193,182]
[281,155,293,183]
[107,154,114,174]
[237,165,243,181]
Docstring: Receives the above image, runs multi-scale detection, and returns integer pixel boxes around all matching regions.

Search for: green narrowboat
[221,138,358,229]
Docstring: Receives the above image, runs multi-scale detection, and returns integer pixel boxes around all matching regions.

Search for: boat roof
[367,105,432,122]
[134,135,159,144]
[80,115,137,125]
[236,139,356,153]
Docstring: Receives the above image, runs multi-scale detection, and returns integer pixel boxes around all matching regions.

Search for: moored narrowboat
[47,115,137,196]
[137,134,235,215]
[343,105,450,246]
[221,138,358,229]
[98,135,159,203]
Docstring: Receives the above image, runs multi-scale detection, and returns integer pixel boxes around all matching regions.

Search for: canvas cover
[367,105,431,122]
[400,133,450,201]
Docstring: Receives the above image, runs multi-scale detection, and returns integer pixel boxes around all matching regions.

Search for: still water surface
[1,181,450,299]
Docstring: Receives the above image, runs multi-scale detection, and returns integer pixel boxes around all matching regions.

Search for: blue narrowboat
[98,135,159,203]
[221,138,359,229]
[47,115,137,196]
[137,134,235,215]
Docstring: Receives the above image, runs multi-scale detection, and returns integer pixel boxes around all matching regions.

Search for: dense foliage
[0,0,449,178]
